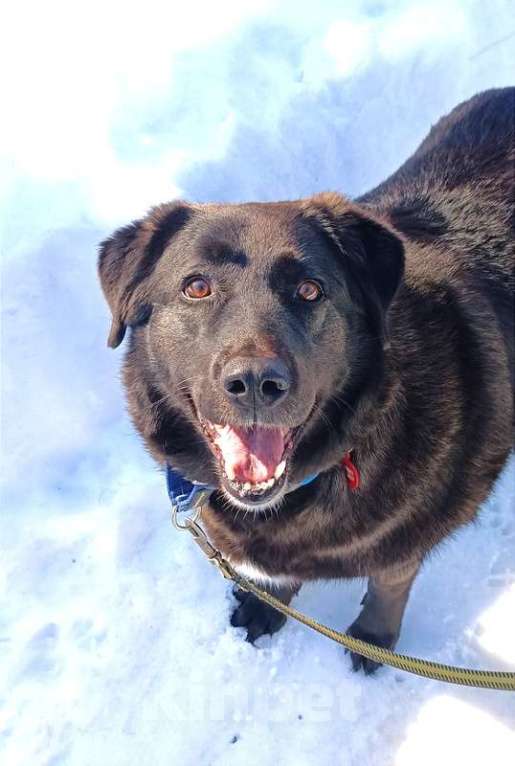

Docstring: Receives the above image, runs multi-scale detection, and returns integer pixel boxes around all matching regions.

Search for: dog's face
[99,193,403,510]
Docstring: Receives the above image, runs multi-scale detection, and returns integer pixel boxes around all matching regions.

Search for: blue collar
[166,463,319,513]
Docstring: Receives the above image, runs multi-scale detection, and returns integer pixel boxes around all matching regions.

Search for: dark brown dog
[98,88,514,673]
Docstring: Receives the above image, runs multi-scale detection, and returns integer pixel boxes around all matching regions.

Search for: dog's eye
[183,276,212,299]
[297,280,323,302]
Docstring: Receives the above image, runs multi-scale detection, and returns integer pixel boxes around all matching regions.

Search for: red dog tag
[342,451,360,491]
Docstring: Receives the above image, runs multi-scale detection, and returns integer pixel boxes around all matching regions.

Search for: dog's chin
[218,461,291,512]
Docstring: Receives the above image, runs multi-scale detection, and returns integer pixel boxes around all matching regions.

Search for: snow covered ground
[1,1,514,764]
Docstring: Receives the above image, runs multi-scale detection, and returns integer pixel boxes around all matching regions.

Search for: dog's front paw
[230,587,287,643]
[345,620,396,675]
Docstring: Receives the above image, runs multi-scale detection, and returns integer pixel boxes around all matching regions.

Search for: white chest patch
[231,558,297,588]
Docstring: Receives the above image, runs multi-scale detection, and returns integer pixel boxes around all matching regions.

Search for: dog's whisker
[328,393,356,417]
[310,401,340,438]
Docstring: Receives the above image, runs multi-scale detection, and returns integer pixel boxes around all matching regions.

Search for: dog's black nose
[223,357,291,408]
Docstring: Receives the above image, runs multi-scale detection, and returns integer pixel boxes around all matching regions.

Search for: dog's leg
[347,559,421,675]
[231,581,302,643]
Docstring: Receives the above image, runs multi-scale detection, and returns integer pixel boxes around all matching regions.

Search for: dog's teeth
[274,460,286,479]
[228,475,281,498]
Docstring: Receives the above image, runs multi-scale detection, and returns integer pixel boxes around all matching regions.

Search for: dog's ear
[300,192,405,336]
[98,201,194,348]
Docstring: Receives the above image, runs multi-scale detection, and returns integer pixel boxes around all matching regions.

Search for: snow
[1,1,514,764]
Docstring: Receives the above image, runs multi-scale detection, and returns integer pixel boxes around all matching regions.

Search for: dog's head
[98,193,404,510]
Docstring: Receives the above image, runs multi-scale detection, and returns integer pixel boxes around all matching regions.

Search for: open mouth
[200,418,295,507]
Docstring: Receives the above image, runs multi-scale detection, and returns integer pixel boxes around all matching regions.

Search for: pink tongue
[212,424,286,483]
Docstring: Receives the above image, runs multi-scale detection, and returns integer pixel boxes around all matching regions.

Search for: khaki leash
[172,507,515,692]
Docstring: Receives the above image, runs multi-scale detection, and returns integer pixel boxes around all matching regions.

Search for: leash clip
[171,501,202,530]
[167,464,234,577]
[166,463,214,518]
[172,509,234,580]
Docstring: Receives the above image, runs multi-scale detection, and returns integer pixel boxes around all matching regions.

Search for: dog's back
[363,87,515,391]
